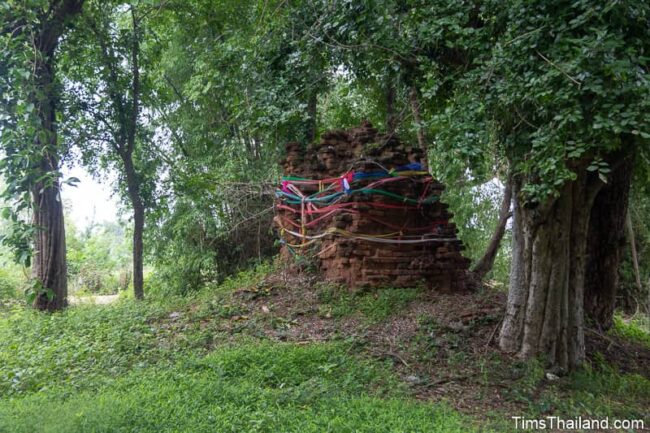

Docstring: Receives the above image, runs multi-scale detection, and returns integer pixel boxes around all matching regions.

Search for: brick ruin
[274,122,471,291]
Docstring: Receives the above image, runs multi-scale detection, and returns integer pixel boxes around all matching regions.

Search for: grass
[0,266,472,433]
[0,265,25,305]
[550,356,650,419]
[317,283,420,323]
[0,343,469,433]
[0,264,648,432]
[610,313,650,348]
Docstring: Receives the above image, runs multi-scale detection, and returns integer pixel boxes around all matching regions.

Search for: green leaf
[598,172,608,184]
[25,290,37,305]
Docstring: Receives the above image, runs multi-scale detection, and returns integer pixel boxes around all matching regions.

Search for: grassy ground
[0,262,648,432]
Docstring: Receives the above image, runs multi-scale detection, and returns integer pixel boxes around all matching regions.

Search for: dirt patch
[69,294,120,305]
[227,268,524,417]
[194,266,649,427]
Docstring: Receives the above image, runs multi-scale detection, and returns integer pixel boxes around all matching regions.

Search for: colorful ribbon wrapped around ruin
[275,164,451,247]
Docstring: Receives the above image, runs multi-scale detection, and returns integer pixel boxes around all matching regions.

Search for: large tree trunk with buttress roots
[499,169,602,370]
[584,147,634,330]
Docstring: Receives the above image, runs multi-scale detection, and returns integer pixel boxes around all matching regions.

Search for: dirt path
[69,294,120,305]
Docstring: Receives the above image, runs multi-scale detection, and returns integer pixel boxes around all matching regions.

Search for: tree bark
[124,157,145,300]
[626,208,643,295]
[32,45,67,311]
[584,148,634,330]
[89,4,146,299]
[500,169,602,370]
[624,205,648,326]
[31,159,68,311]
[472,174,512,280]
[125,7,144,300]
[31,0,85,311]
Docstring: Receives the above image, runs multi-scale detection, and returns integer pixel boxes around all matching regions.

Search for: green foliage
[0,193,29,302]
[436,178,511,286]
[0,300,168,396]
[66,220,131,295]
[0,206,132,299]
[2,262,647,432]
[436,0,650,203]
[532,355,650,420]
[610,314,650,348]
[135,0,313,292]
[318,77,382,133]
[0,214,26,302]
[0,343,469,433]
[217,261,277,294]
[0,261,275,397]
[0,1,60,266]
[146,196,276,296]
[0,278,471,433]
[317,284,420,323]
[0,266,24,302]
[476,354,650,425]
[508,358,546,400]
[61,0,161,206]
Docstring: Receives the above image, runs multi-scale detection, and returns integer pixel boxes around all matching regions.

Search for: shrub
[0,265,25,302]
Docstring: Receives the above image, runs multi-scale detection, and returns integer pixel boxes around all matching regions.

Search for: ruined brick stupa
[274,122,470,291]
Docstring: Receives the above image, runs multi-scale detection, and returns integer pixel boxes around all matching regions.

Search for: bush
[146,189,277,296]
[610,314,650,348]
[66,221,131,296]
[0,265,25,302]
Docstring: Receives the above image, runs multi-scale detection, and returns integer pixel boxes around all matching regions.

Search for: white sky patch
[61,166,120,230]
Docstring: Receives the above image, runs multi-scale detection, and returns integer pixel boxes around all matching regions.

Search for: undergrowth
[0,329,469,432]
[0,264,648,432]
[317,284,420,323]
[610,314,650,348]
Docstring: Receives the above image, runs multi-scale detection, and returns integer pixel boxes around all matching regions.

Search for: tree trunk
[30,0,85,310]
[626,210,643,294]
[132,199,145,300]
[125,7,144,300]
[32,160,67,311]
[584,149,634,330]
[409,87,426,152]
[499,170,602,370]
[124,156,145,300]
[616,206,650,314]
[472,174,512,280]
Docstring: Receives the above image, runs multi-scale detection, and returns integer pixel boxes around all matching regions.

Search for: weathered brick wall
[275,122,470,291]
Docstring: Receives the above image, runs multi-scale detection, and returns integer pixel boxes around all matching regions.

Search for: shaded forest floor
[0,262,648,432]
